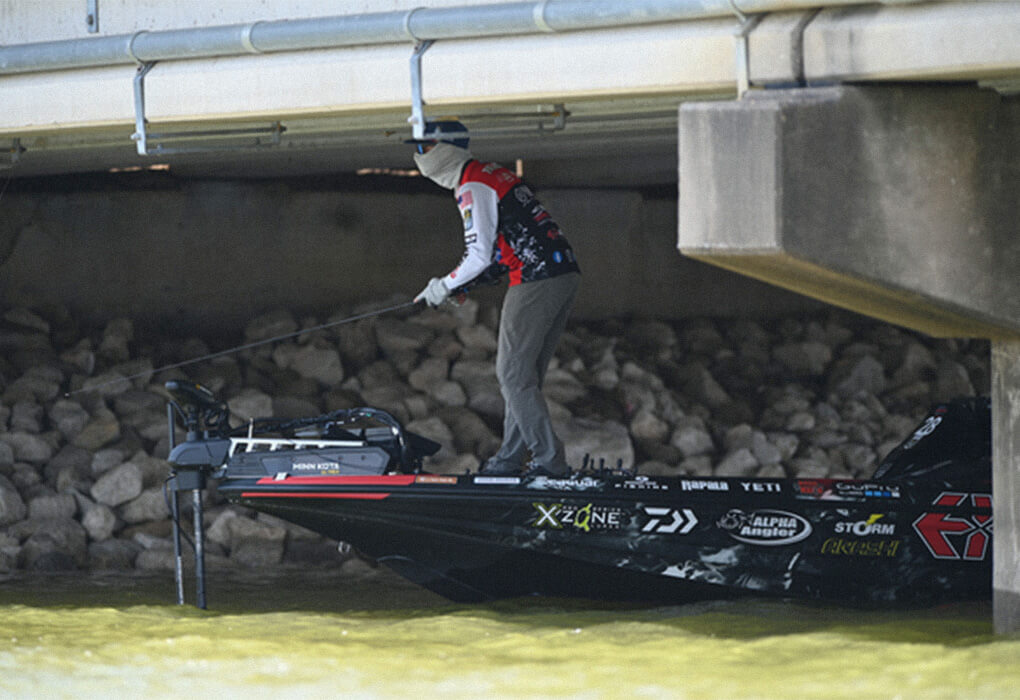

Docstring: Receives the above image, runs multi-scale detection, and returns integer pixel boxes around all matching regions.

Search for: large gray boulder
[0,475,27,526]
[90,462,143,507]
[119,487,169,525]
[48,399,90,441]
[0,431,54,465]
[71,407,121,451]
[27,493,77,520]
[227,516,286,568]
[88,539,141,570]
[669,418,714,458]
[82,503,118,542]
[18,517,88,570]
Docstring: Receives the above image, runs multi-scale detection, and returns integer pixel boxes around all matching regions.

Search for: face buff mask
[414,142,473,190]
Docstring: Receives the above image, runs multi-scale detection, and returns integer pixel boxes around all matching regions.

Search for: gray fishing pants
[490,271,580,472]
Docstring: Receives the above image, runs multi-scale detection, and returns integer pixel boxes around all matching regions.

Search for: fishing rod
[65,298,419,397]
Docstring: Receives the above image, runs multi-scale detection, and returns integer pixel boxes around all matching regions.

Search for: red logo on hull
[912,492,992,561]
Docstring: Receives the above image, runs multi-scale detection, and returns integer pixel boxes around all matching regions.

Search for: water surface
[0,568,1015,699]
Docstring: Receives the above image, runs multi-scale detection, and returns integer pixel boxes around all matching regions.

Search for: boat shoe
[478,457,522,476]
[523,461,569,478]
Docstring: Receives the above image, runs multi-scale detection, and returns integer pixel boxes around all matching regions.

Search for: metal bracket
[405,40,566,139]
[542,105,568,133]
[130,61,285,156]
[1,139,24,170]
[731,9,762,98]
[408,40,434,140]
[455,105,569,134]
[86,0,99,33]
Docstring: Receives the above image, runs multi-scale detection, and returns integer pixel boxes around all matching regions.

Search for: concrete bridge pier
[993,342,1020,633]
[677,85,1020,632]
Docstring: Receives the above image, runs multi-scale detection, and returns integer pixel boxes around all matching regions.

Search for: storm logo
[834,514,896,536]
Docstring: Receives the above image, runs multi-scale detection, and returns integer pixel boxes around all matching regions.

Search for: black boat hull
[165,384,991,607]
[217,472,992,605]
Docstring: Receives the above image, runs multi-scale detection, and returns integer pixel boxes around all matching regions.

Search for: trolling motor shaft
[165,380,231,609]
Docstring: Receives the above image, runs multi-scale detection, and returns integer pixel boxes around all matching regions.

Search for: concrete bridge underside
[1,1,1020,631]
[2,1,1019,178]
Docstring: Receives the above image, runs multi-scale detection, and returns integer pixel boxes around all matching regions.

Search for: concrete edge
[679,250,1020,340]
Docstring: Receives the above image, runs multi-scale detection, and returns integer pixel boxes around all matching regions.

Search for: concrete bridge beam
[679,85,1020,339]
[678,84,1020,630]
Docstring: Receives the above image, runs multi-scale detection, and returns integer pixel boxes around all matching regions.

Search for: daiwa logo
[641,507,697,534]
[717,509,812,546]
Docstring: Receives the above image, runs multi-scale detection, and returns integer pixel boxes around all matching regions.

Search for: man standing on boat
[410,120,581,478]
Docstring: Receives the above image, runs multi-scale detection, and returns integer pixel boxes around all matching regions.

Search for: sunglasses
[415,141,437,154]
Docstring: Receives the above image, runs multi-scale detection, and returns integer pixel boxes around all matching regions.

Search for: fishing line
[65,298,418,397]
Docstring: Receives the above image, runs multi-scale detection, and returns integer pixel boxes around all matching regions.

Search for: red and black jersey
[441,160,580,291]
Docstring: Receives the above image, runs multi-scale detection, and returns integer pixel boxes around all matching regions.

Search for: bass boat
[164,381,991,608]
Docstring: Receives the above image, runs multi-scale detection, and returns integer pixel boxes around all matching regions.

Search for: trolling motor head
[166,380,229,440]
[165,380,232,474]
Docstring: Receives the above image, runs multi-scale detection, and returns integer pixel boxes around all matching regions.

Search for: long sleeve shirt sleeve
[442,180,499,290]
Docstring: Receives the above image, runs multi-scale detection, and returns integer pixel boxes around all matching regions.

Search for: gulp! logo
[901,415,942,450]
[641,507,697,535]
[912,492,992,561]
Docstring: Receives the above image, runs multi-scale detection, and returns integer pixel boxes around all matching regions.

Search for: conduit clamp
[86,0,99,33]
[407,38,567,139]
[129,60,285,157]
[728,0,762,98]
[408,39,434,140]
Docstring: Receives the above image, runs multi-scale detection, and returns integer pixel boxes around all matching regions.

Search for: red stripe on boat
[241,492,390,500]
[253,475,416,486]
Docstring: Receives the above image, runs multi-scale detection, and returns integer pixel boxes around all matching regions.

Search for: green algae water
[1,569,1017,700]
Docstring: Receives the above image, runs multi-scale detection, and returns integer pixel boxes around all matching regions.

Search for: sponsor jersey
[443,160,580,290]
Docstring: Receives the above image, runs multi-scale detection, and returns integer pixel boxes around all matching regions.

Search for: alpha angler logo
[717,508,813,546]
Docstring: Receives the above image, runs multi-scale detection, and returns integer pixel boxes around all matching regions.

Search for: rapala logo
[640,507,697,534]
[912,492,992,561]
[717,509,812,546]
[680,480,728,492]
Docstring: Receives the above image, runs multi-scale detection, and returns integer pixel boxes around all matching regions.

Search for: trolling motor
[165,380,231,609]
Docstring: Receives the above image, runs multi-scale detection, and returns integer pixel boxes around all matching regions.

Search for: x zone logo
[530,504,697,534]
[531,503,625,532]
[912,492,992,561]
